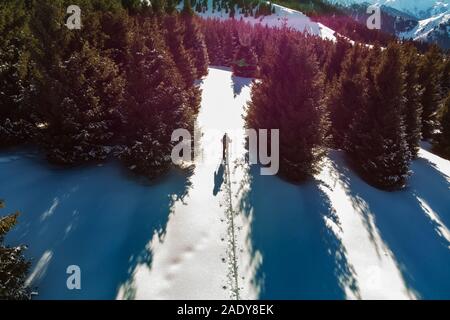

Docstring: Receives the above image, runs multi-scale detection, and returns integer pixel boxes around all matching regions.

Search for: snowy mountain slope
[328,0,448,19]
[327,0,450,48]
[193,1,337,41]
[400,10,450,47]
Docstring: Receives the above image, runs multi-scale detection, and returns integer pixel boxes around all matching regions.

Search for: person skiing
[222,133,231,162]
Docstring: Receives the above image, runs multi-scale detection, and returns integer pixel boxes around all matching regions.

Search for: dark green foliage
[0,0,29,118]
[255,1,273,17]
[152,0,168,14]
[121,0,143,12]
[40,43,125,164]
[324,36,352,82]
[203,25,227,66]
[163,15,197,87]
[200,18,449,189]
[346,43,411,190]
[419,45,443,139]
[182,15,209,78]
[0,201,31,300]
[434,92,450,159]
[163,14,202,112]
[402,44,424,158]
[120,19,193,178]
[1,0,448,188]
[166,0,178,14]
[28,1,126,164]
[182,0,194,15]
[0,119,37,147]
[328,44,368,149]
[232,41,258,77]
[441,58,450,95]
[246,33,328,182]
[0,0,203,179]
[0,0,35,147]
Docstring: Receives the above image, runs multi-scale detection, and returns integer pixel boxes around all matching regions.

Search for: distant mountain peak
[326,0,450,49]
[327,0,448,19]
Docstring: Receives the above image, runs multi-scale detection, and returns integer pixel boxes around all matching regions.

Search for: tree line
[0,0,210,300]
[0,0,449,299]
[1,0,449,189]
[0,200,30,300]
[0,0,210,178]
[201,18,449,190]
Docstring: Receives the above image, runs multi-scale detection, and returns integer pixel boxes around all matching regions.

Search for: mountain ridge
[326,0,450,48]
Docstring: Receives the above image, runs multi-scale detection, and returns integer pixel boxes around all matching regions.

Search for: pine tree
[0,0,35,147]
[442,58,450,95]
[246,33,328,182]
[163,14,202,113]
[232,41,258,78]
[165,0,178,13]
[121,0,142,13]
[29,1,126,164]
[328,45,368,149]
[120,19,193,178]
[182,0,194,15]
[0,201,31,300]
[0,119,36,147]
[223,25,238,66]
[434,92,450,159]
[418,45,442,140]
[402,44,424,159]
[28,0,76,129]
[163,14,197,87]
[42,42,126,164]
[151,0,167,13]
[98,8,131,66]
[324,36,352,82]
[203,25,225,66]
[346,43,411,190]
[182,15,209,78]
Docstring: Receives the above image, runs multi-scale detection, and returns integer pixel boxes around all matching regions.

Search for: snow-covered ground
[1,67,450,299]
[116,67,258,300]
[195,0,337,41]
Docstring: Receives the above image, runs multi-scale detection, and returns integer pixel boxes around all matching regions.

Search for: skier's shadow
[213,161,225,196]
[232,75,253,98]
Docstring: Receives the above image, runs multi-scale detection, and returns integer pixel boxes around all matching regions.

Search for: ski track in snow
[117,67,259,300]
[117,68,450,300]
[2,68,450,299]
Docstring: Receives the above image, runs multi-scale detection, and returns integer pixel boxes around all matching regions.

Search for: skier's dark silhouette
[222,133,231,161]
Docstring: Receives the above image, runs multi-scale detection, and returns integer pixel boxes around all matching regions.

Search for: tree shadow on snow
[238,165,359,299]
[231,75,253,98]
[329,151,450,299]
[0,150,193,299]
